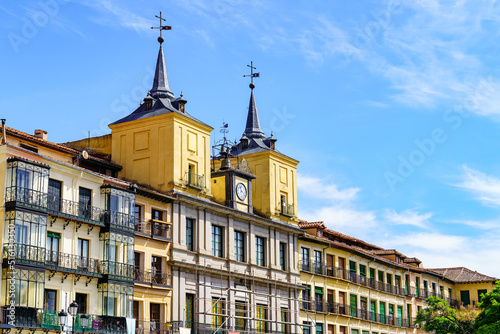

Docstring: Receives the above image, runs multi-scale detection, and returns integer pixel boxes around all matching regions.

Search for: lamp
[58,309,68,327]
[80,313,89,333]
[69,300,78,317]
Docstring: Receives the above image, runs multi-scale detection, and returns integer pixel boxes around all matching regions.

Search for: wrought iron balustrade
[279,202,294,217]
[185,172,205,189]
[135,220,172,240]
[134,269,172,286]
[135,320,171,334]
[100,260,134,279]
[5,186,48,209]
[104,210,135,231]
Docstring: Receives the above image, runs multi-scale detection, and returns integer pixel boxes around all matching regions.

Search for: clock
[236,182,247,201]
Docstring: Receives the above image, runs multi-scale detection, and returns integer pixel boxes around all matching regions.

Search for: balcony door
[150,303,161,333]
[46,232,60,265]
[77,238,89,269]
[48,179,62,211]
[76,293,87,314]
[314,251,322,274]
[151,256,162,283]
[79,187,92,219]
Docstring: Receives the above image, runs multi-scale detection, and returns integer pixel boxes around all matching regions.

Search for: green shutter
[461,290,470,306]
[349,261,357,273]
[370,300,376,322]
[378,271,384,282]
[350,295,358,317]
[386,273,392,285]
[315,287,323,295]
[359,265,366,276]
[397,305,403,326]
[380,302,386,324]
[389,304,394,315]
[370,268,375,279]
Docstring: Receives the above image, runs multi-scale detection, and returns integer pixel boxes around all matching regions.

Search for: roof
[298,221,326,229]
[109,42,210,128]
[230,85,279,156]
[6,126,79,155]
[429,267,498,283]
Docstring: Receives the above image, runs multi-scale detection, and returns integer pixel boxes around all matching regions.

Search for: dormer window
[179,104,185,112]
[144,95,153,111]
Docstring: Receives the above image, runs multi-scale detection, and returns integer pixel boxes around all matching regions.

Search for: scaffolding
[190,260,308,334]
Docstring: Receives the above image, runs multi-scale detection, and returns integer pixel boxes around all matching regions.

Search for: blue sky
[2,0,500,277]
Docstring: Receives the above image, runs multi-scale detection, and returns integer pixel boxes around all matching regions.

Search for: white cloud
[383,209,433,229]
[80,0,150,31]
[455,165,500,206]
[297,174,360,202]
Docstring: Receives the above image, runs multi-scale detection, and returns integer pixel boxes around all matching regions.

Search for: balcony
[103,210,136,232]
[5,186,105,226]
[185,172,205,190]
[100,261,134,281]
[135,220,172,241]
[279,202,294,217]
[0,307,113,333]
[135,320,183,334]
[134,269,172,287]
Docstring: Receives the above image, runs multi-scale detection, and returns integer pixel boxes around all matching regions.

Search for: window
[423,280,429,297]
[370,300,377,322]
[78,187,92,219]
[235,231,245,262]
[133,300,140,320]
[235,302,246,331]
[397,305,403,326]
[351,330,359,334]
[152,256,162,282]
[350,294,357,317]
[314,250,322,274]
[388,304,395,325]
[315,287,323,312]
[134,204,142,224]
[280,242,286,270]
[186,294,195,328]
[461,290,470,306]
[9,211,47,260]
[256,236,265,266]
[281,309,288,334]
[349,261,357,282]
[186,218,194,251]
[212,225,223,258]
[301,248,310,271]
[103,186,135,228]
[5,159,49,206]
[339,326,346,334]
[415,277,420,298]
[98,283,132,317]
[316,323,323,334]
[359,264,367,285]
[302,285,311,310]
[152,208,164,221]
[405,275,410,295]
[150,303,161,332]
[44,289,57,311]
[5,268,45,308]
[379,302,386,324]
[303,322,311,334]
[48,179,62,211]
[75,293,87,313]
[46,232,60,265]
[212,299,225,332]
[256,305,267,333]
[134,252,141,277]
[77,238,89,269]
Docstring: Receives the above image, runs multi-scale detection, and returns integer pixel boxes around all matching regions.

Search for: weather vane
[243,61,260,89]
[151,11,172,43]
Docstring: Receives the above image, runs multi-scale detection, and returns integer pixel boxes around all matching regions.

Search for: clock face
[236,182,247,201]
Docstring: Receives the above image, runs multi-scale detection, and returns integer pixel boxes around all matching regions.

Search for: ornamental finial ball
[158,36,164,44]
[249,83,255,90]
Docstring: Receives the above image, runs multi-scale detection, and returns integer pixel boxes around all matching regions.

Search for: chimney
[34,129,48,141]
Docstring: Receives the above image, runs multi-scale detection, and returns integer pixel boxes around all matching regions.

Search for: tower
[226,62,299,223]
[108,15,213,196]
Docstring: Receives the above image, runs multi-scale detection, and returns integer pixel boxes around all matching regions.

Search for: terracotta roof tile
[429,267,498,283]
[298,221,325,229]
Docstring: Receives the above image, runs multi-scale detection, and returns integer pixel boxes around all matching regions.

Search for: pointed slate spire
[243,62,265,139]
[150,42,174,98]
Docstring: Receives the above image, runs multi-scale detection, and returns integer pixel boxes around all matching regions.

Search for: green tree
[415,296,479,334]
[474,281,500,334]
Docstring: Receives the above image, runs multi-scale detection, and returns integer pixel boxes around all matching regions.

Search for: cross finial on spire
[151,11,172,44]
[243,61,260,89]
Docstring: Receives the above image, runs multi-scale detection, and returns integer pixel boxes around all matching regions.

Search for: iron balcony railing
[5,186,134,231]
[134,269,172,287]
[0,306,112,332]
[299,301,418,329]
[135,320,182,334]
[3,243,135,280]
[100,260,134,280]
[279,202,294,217]
[185,172,205,189]
[135,220,172,241]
